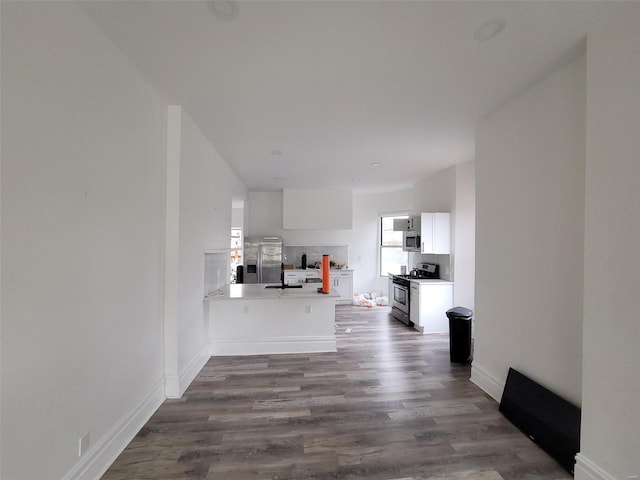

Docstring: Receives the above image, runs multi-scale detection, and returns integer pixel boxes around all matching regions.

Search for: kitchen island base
[206,284,338,356]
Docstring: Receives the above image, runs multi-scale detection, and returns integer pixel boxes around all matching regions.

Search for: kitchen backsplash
[284,245,349,269]
[408,252,452,280]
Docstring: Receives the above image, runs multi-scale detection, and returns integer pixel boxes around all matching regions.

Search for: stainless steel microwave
[403,231,421,251]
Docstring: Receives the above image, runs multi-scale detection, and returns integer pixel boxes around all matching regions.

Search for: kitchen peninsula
[206,283,339,356]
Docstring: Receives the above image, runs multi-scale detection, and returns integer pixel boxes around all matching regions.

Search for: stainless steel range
[390,263,440,326]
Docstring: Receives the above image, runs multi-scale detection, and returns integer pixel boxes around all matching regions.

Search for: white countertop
[206,283,341,301]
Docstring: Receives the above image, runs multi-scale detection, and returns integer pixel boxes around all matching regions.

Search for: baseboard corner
[575,453,618,480]
[470,363,504,402]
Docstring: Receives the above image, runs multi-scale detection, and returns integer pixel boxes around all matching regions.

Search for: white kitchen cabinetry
[393,216,421,232]
[301,271,320,282]
[283,271,301,284]
[420,212,451,254]
[284,270,352,305]
[410,281,453,334]
[330,270,353,305]
[409,283,420,326]
[284,270,322,285]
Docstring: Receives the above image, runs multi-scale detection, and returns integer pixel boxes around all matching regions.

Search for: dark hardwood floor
[101,306,571,480]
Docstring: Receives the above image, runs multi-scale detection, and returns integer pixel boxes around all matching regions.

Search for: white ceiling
[79,1,622,194]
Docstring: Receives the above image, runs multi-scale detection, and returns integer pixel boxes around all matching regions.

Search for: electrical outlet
[305,305,312,314]
[78,431,90,457]
[243,305,249,314]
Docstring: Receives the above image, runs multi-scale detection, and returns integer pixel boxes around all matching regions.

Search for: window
[230,228,242,283]
[380,215,408,277]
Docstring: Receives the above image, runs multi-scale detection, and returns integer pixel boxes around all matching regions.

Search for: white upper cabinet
[420,213,451,254]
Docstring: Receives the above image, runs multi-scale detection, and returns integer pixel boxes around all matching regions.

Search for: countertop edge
[206,284,341,301]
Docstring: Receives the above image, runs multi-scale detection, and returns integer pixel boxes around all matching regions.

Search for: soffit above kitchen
[78,1,624,194]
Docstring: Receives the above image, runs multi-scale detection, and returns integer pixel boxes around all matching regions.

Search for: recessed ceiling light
[370,162,383,167]
[207,1,239,21]
[474,18,506,41]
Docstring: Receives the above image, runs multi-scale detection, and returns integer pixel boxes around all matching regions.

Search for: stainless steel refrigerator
[243,236,283,284]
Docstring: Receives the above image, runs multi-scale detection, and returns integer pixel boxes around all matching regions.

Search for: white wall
[576,7,640,479]
[412,167,456,212]
[472,56,586,405]
[231,207,244,228]
[1,3,167,479]
[453,162,475,310]
[283,188,353,230]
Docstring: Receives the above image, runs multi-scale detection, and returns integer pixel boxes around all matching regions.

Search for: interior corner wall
[1,3,167,479]
[472,55,586,405]
[576,7,640,479]
[174,107,241,395]
[453,162,475,311]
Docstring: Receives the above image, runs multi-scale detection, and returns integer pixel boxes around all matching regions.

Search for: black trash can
[446,306,473,363]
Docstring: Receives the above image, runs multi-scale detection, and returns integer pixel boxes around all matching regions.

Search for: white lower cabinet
[410,281,453,334]
[330,270,353,305]
[283,271,301,284]
[284,270,353,304]
[301,271,321,283]
[409,283,420,326]
[284,270,322,285]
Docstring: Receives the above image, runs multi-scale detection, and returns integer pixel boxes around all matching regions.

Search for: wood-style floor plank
[101,306,571,480]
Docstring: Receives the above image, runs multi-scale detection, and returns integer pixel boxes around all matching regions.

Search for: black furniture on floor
[499,367,581,474]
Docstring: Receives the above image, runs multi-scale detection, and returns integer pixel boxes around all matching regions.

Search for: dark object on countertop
[499,367,581,475]
[446,306,473,363]
[236,265,243,284]
[302,254,307,269]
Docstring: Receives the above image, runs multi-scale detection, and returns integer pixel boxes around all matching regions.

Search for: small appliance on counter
[409,262,439,279]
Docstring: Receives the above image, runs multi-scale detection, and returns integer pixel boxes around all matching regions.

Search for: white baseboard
[211,336,337,356]
[62,378,165,480]
[179,341,210,396]
[470,363,505,402]
[575,453,618,480]
[165,341,211,398]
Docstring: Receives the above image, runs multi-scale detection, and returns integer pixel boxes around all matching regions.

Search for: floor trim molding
[62,378,165,480]
[575,453,618,480]
[470,363,504,402]
[211,336,337,356]
[178,341,210,397]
